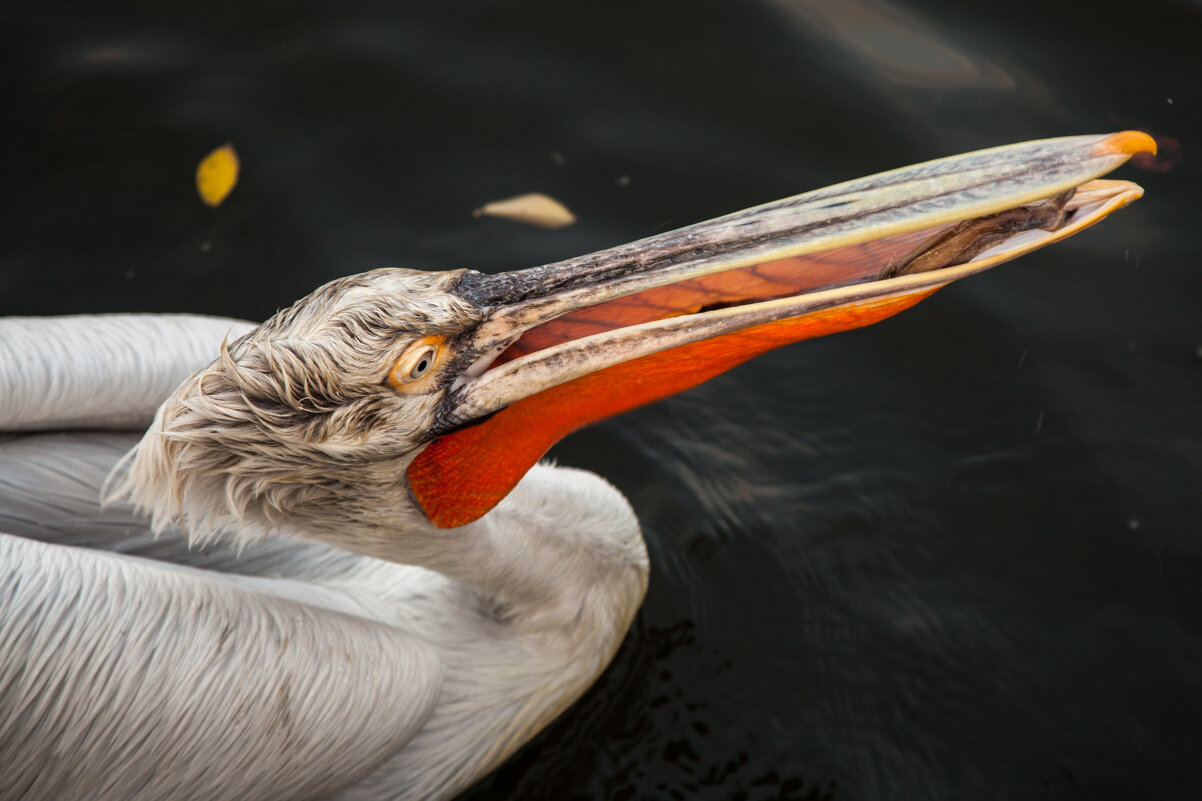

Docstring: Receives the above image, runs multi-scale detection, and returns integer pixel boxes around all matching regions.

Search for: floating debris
[196,143,240,207]
[473,192,576,229]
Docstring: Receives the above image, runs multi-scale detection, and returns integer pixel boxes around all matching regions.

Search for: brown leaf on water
[473,192,576,229]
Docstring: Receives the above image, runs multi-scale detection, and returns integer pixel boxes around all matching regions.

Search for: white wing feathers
[0,431,371,580]
[0,432,153,552]
[0,314,255,432]
[1,534,443,801]
[0,314,446,801]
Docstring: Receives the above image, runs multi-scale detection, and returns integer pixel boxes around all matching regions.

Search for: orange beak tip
[1098,130,1158,157]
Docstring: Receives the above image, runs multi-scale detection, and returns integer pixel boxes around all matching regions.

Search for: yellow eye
[387,335,446,393]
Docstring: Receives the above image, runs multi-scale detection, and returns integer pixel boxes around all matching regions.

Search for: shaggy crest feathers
[106,268,482,547]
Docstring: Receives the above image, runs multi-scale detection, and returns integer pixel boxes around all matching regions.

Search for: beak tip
[1097,130,1158,158]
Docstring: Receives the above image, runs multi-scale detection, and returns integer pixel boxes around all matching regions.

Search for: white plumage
[0,315,255,431]
[0,313,649,801]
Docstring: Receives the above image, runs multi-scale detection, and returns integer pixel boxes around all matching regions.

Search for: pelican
[0,132,1153,801]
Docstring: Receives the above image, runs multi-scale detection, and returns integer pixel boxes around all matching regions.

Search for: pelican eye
[387,335,447,393]
[410,350,435,379]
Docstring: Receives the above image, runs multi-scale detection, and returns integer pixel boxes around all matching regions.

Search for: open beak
[409,131,1155,527]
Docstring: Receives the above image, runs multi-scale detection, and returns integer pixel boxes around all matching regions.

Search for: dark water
[3,0,1200,799]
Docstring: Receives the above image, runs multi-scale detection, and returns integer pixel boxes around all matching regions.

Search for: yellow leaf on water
[473,192,576,229]
[196,144,240,207]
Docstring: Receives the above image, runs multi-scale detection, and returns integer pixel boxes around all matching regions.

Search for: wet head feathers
[108,268,482,545]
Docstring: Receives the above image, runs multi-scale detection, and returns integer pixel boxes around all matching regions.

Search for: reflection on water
[766,0,1015,90]
[2,0,1199,798]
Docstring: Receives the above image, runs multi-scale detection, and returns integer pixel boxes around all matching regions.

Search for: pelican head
[116,132,1154,547]
[117,269,483,546]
